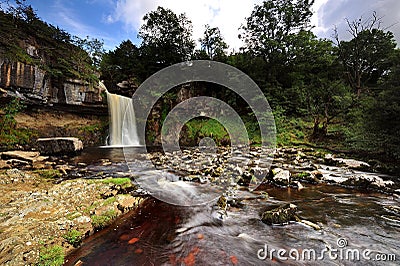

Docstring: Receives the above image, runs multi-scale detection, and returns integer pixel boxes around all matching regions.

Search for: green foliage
[138,6,195,77]
[0,6,102,86]
[102,196,117,206]
[100,40,142,88]
[336,15,397,93]
[38,245,64,266]
[0,97,35,149]
[63,229,83,247]
[240,0,315,71]
[274,108,310,146]
[34,169,63,179]
[198,24,228,61]
[91,209,117,230]
[101,178,131,187]
[184,118,229,145]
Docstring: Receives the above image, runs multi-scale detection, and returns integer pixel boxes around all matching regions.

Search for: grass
[63,229,83,247]
[102,196,117,205]
[184,118,229,144]
[33,169,63,179]
[101,178,132,187]
[83,201,101,215]
[91,209,117,230]
[37,245,64,266]
[65,212,82,221]
[292,172,311,179]
[176,114,309,147]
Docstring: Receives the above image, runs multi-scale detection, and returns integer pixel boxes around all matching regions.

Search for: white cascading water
[101,82,140,146]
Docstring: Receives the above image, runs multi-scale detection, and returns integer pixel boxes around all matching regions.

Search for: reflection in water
[65,186,400,265]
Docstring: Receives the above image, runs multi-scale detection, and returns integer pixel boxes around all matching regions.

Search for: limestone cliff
[0,9,106,109]
[0,57,105,107]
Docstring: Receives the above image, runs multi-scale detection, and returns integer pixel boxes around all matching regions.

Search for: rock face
[0,58,105,107]
[36,137,83,155]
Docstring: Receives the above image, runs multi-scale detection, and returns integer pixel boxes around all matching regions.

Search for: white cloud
[52,0,94,36]
[109,0,400,50]
[311,0,331,36]
[311,0,400,44]
[109,0,262,51]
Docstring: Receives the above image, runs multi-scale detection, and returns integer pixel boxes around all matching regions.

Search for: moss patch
[91,209,117,230]
[63,229,82,247]
[37,245,64,266]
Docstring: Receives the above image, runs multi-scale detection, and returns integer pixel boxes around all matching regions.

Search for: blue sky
[29,0,136,50]
[27,0,400,52]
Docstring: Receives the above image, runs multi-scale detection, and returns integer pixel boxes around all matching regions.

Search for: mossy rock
[217,195,227,211]
[261,203,298,225]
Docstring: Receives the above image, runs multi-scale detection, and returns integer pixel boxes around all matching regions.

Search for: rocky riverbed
[0,146,399,265]
[0,152,143,265]
[147,146,399,195]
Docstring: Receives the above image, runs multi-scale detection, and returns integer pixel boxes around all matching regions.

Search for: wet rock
[237,171,253,186]
[213,195,228,220]
[7,158,30,167]
[36,137,83,155]
[342,174,394,190]
[261,203,298,225]
[217,195,227,211]
[116,195,142,212]
[384,205,400,216]
[271,168,291,186]
[296,218,322,230]
[0,160,11,169]
[292,181,305,190]
[324,154,370,170]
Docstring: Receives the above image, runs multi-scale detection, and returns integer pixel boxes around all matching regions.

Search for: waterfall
[102,83,140,146]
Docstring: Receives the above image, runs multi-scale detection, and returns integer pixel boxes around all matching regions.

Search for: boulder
[271,168,291,186]
[36,137,83,155]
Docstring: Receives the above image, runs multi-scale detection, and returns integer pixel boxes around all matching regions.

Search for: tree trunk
[311,117,327,140]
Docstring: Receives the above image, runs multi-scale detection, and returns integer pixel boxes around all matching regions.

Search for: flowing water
[65,147,400,266]
[106,92,140,146]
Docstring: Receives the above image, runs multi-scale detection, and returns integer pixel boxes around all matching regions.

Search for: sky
[26,0,400,51]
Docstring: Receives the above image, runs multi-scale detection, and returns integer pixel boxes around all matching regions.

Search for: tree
[199,24,228,61]
[138,6,194,73]
[288,31,352,138]
[100,40,141,90]
[73,36,104,68]
[335,12,397,96]
[355,49,400,158]
[240,0,315,78]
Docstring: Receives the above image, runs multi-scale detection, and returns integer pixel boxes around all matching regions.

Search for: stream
[64,147,399,265]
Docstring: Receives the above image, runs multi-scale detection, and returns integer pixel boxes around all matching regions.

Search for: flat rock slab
[1,151,48,163]
[36,137,83,155]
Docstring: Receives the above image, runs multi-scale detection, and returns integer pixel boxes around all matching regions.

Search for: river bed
[65,147,399,265]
